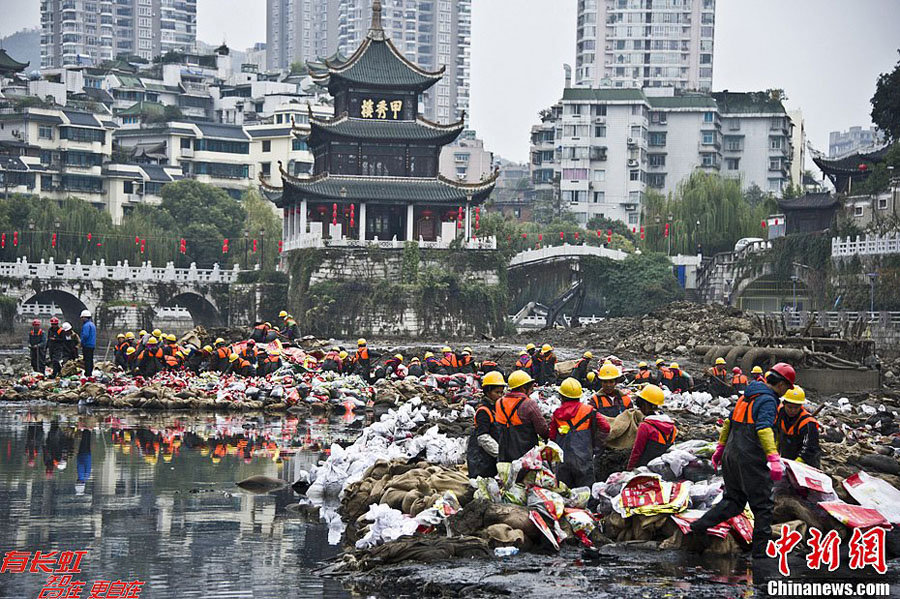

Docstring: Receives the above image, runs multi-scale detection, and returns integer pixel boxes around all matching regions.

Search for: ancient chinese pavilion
[263,0,497,249]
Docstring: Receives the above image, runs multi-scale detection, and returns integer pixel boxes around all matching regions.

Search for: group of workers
[468,344,822,561]
[28,312,96,378]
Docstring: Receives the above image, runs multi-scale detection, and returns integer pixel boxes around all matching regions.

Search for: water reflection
[0,405,359,599]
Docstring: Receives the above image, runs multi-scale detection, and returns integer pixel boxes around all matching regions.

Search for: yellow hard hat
[583,351,593,359]
[126,347,136,355]
[357,338,367,346]
[138,330,147,336]
[215,338,225,345]
[507,369,534,389]
[117,333,125,339]
[482,371,507,388]
[279,310,288,318]
[424,351,434,358]
[638,361,648,368]
[441,346,452,353]
[782,385,806,404]
[637,384,665,406]
[462,347,472,355]
[147,336,158,344]
[587,372,596,382]
[264,322,271,328]
[526,343,536,351]
[751,366,764,374]
[229,354,238,362]
[271,349,281,356]
[541,344,553,353]
[125,332,135,340]
[519,349,529,355]
[597,361,621,380]
[152,329,162,337]
[175,350,185,359]
[203,345,213,353]
[394,354,403,361]
[167,334,176,342]
[410,357,420,362]
[670,362,680,369]
[558,377,583,399]
[715,357,726,365]
[332,346,340,352]
[338,351,348,359]
[655,359,664,366]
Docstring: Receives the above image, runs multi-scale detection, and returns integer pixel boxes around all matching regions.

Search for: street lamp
[867,272,878,315]
[260,228,265,269]
[790,275,800,311]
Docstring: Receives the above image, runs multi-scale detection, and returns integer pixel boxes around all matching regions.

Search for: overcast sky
[2,0,898,164]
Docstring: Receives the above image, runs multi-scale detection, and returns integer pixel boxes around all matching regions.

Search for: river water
[0,404,360,599]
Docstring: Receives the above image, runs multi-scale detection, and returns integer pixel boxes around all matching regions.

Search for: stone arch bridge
[0,257,250,330]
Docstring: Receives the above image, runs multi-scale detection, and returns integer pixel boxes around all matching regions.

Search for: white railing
[509,243,628,268]
[0,257,246,284]
[832,233,900,258]
[511,314,606,329]
[154,305,192,318]
[17,302,60,316]
[281,234,497,252]
[771,310,900,330]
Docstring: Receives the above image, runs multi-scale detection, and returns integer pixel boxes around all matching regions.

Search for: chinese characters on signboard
[360,99,403,120]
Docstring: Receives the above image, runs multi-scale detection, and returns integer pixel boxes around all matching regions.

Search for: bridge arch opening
[21,290,89,327]
[734,275,809,312]
[156,293,222,331]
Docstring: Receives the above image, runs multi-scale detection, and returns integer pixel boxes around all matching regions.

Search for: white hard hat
[62,322,72,331]
[80,310,91,318]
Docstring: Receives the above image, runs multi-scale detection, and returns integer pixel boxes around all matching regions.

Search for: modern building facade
[828,126,885,158]
[575,0,716,91]
[530,87,794,227]
[40,0,198,68]
[266,0,471,123]
[439,130,493,184]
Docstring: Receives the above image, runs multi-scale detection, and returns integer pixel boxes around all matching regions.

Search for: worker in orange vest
[589,362,632,418]
[550,377,607,488]
[466,371,507,479]
[494,370,548,461]
[438,346,460,374]
[774,385,820,468]
[627,385,677,469]
[630,361,654,384]
[731,367,749,394]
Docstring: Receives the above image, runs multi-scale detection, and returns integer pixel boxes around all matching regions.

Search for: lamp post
[790,274,800,312]
[867,272,878,316]
[54,220,60,257]
[260,227,265,269]
[667,212,673,256]
[28,219,34,260]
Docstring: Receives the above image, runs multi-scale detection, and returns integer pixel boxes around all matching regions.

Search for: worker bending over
[550,377,607,488]
[466,371,507,479]
[495,370,548,462]
[627,384,677,469]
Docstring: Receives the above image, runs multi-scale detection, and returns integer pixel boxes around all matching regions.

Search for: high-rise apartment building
[266,0,471,123]
[828,126,885,158]
[40,0,197,68]
[575,0,716,91]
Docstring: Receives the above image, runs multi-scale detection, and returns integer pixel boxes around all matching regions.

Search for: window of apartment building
[123,180,134,194]
[629,191,642,203]
[593,169,606,182]
[628,212,639,225]
[725,157,740,170]
[701,153,717,167]
[769,158,781,171]
[180,138,191,149]
[262,140,271,152]
[769,136,783,150]
[648,174,665,188]
[650,112,667,124]
[768,179,783,193]
[594,125,606,137]
[260,162,271,176]
[648,154,666,167]
[878,197,888,210]
[38,126,54,140]
[564,190,585,203]
[703,112,714,123]
[649,132,666,146]
[630,125,643,140]
[563,168,588,180]
[702,131,715,145]
[564,125,589,137]
[629,169,640,181]
[724,136,743,151]
[568,104,584,116]
[854,205,864,217]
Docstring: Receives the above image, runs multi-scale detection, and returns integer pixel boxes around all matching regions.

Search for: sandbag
[481,523,526,548]
[605,409,645,450]
[380,487,407,509]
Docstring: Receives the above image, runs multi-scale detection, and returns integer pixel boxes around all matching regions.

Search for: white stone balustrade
[0,257,247,283]
[832,233,900,258]
[508,243,628,268]
[281,233,498,252]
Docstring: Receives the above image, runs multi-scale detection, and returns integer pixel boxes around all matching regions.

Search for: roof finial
[368,0,385,40]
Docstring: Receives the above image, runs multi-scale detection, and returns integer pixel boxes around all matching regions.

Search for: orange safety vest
[731,374,748,386]
[662,369,676,381]
[515,355,532,370]
[215,347,230,360]
[590,390,632,417]
[634,369,652,381]
[440,353,460,369]
[473,405,495,426]
[163,354,181,368]
[731,393,757,424]
[776,405,818,436]
[711,366,728,379]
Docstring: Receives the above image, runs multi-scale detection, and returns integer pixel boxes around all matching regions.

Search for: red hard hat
[32,319,41,326]
[247,339,255,346]
[732,367,741,374]
[50,317,59,325]
[769,362,796,388]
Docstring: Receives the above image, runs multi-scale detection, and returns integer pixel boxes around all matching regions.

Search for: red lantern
[774,218,779,226]
[350,204,356,227]
[664,223,669,238]
[640,226,645,240]
[457,206,464,230]
[278,240,283,253]
[86,233,92,242]
[474,207,480,231]
[858,163,868,171]
[522,233,527,239]
[1,233,5,248]
[317,205,327,216]
[761,220,767,228]
[332,203,338,226]
[96,242,101,247]
[607,229,612,243]
[252,239,258,253]
[179,238,186,254]
[559,231,564,240]
[13,231,18,247]
[135,235,140,244]
[597,230,601,238]
[140,239,145,254]
[422,208,433,219]
[538,234,543,242]
[632,227,636,234]
[222,238,229,253]
[574,232,579,240]
[51,233,57,248]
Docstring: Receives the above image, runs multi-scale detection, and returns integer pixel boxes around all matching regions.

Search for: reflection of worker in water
[43,419,74,476]
[25,415,44,467]
[76,429,92,496]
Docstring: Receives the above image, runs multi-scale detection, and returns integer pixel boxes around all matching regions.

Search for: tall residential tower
[266,0,471,123]
[40,0,197,67]
[575,0,716,91]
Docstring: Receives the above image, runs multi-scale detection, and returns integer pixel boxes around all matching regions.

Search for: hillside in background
[0,28,40,74]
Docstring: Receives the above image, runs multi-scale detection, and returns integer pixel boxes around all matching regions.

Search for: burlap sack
[605,409,645,449]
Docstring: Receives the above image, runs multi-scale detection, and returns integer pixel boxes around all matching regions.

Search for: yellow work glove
[796,457,804,464]
[756,427,778,456]
[717,420,731,445]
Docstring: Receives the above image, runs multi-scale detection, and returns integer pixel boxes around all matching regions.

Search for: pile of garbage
[516,302,759,358]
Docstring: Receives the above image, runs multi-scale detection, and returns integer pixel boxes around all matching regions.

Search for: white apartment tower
[575,0,716,91]
[266,0,471,123]
[40,0,197,67]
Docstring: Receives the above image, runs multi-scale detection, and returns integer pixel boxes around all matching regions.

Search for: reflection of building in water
[0,411,348,599]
